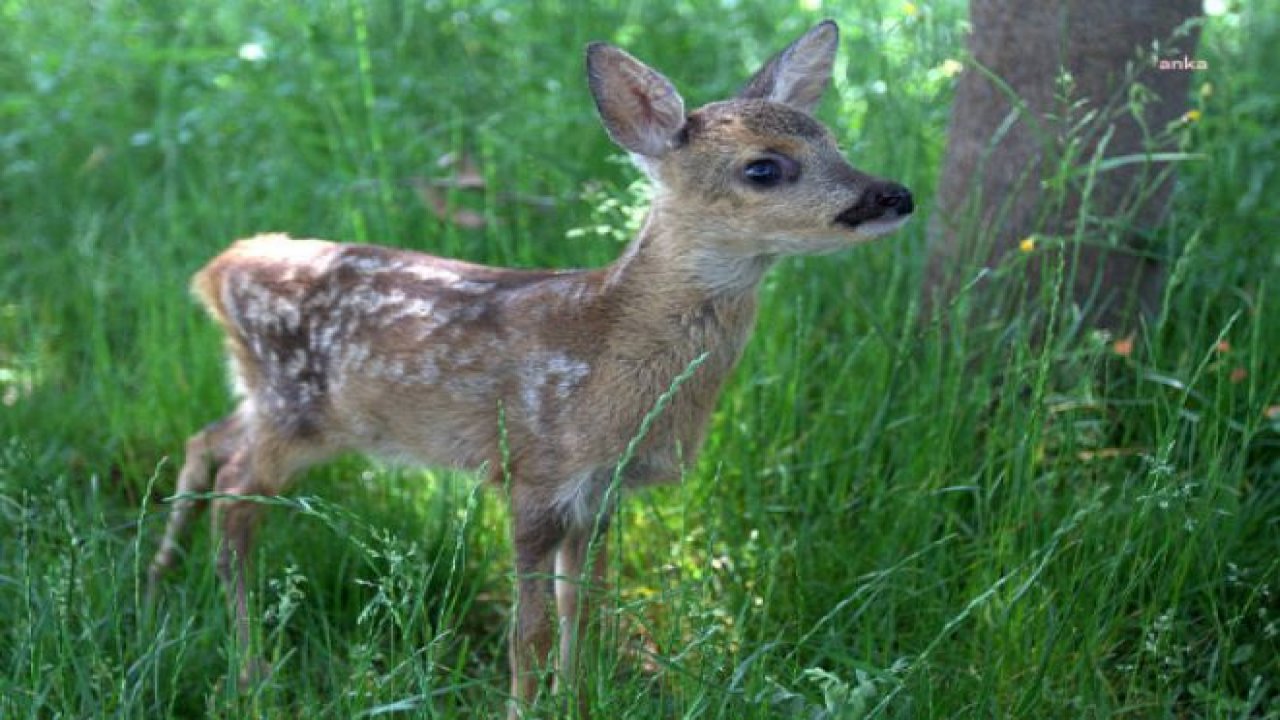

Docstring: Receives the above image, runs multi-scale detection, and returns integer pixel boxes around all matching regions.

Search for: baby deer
[147,19,912,718]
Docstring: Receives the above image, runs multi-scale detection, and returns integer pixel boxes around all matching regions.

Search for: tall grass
[2,0,1277,717]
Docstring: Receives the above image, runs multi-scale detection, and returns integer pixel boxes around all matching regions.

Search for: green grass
[2,0,1278,717]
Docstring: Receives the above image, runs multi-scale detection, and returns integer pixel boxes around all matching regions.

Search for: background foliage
[2,0,1276,717]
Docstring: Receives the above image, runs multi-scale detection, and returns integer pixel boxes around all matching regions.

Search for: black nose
[834,181,915,229]
[875,183,914,215]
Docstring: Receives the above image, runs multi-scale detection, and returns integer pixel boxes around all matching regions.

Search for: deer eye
[741,156,796,188]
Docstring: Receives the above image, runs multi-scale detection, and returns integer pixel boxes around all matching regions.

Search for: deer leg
[508,495,565,719]
[148,414,244,597]
[210,441,293,688]
[553,521,609,717]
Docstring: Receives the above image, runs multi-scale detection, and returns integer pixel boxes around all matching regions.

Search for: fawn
[147,19,912,717]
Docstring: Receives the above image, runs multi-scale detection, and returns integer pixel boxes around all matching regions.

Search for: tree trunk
[925,0,1202,331]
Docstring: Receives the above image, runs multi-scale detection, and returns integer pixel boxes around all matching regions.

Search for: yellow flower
[939,59,964,78]
[1184,109,1202,123]
[1019,236,1036,252]
[904,2,919,17]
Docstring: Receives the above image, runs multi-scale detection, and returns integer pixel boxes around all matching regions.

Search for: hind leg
[210,430,312,687]
[148,413,246,597]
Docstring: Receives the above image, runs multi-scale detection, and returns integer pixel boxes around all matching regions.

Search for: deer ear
[739,20,839,114]
[587,43,686,159]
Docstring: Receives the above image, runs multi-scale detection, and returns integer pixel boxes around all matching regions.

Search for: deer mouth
[844,214,911,241]
[834,182,914,231]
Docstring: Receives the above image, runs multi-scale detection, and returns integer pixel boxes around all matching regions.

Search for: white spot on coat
[518,351,591,422]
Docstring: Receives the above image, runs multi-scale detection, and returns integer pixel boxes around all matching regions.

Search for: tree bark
[925,0,1202,331]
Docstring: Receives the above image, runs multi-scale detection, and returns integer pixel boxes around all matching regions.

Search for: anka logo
[1156,54,1208,71]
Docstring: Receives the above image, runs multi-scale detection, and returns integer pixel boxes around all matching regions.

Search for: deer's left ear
[739,20,839,115]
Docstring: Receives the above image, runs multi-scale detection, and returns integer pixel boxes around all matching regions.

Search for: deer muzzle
[834,181,914,229]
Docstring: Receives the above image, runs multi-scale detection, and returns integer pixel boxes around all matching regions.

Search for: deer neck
[608,200,775,297]
[601,202,768,370]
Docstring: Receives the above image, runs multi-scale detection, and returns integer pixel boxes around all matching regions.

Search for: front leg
[509,496,564,719]
[554,522,609,717]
